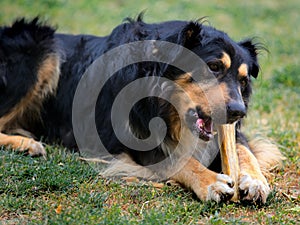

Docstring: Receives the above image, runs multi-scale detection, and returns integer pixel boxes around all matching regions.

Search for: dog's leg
[0,132,46,157]
[237,143,270,204]
[171,157,234,202]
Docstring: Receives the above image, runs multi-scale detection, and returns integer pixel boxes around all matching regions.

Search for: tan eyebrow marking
[220,52,231,69]
[238,63,248,78]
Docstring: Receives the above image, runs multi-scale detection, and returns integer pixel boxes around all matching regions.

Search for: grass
[0,0,299,224]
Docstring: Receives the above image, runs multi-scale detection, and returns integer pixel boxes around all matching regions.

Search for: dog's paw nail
[227,180,234,188]
[206,174,235,202]
[239,174,270,204]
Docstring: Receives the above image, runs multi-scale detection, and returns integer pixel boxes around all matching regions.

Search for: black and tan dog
[0,15,284,203]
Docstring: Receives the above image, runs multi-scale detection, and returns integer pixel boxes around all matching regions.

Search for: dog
[0,15,284,204]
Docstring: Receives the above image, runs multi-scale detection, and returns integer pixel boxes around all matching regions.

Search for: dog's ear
[179,22,202,49]
[239,39,260,78]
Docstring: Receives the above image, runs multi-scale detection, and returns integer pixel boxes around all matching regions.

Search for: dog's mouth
[186,109,214,142]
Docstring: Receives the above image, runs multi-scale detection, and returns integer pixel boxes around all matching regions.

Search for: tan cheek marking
[218,82,230,102]
[238,63,248,78]
[221,52,231,69]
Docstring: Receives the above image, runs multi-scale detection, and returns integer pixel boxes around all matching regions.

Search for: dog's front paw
[206,174,235,202]
[11,137,47,157]
[239,174,270,204]
[27,140,47,157]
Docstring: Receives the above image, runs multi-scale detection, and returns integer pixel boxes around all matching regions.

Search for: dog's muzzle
[226,101,246,123]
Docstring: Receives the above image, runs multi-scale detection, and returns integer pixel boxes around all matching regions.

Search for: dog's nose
[227,102,246,123]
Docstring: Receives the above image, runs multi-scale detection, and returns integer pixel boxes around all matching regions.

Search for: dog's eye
[239,77,249,88]
[207,61,223,75]
[188,76,196,83]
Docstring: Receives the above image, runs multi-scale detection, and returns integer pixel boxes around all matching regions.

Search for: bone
[217,123,240,201]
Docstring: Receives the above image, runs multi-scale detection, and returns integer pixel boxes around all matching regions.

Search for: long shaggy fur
[249,137,285,172]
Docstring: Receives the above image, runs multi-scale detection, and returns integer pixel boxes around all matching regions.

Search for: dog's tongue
[196,118,204,130]
[196,118,213,133]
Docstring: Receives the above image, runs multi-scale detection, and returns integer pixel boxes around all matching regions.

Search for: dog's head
[166,21,260,141]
